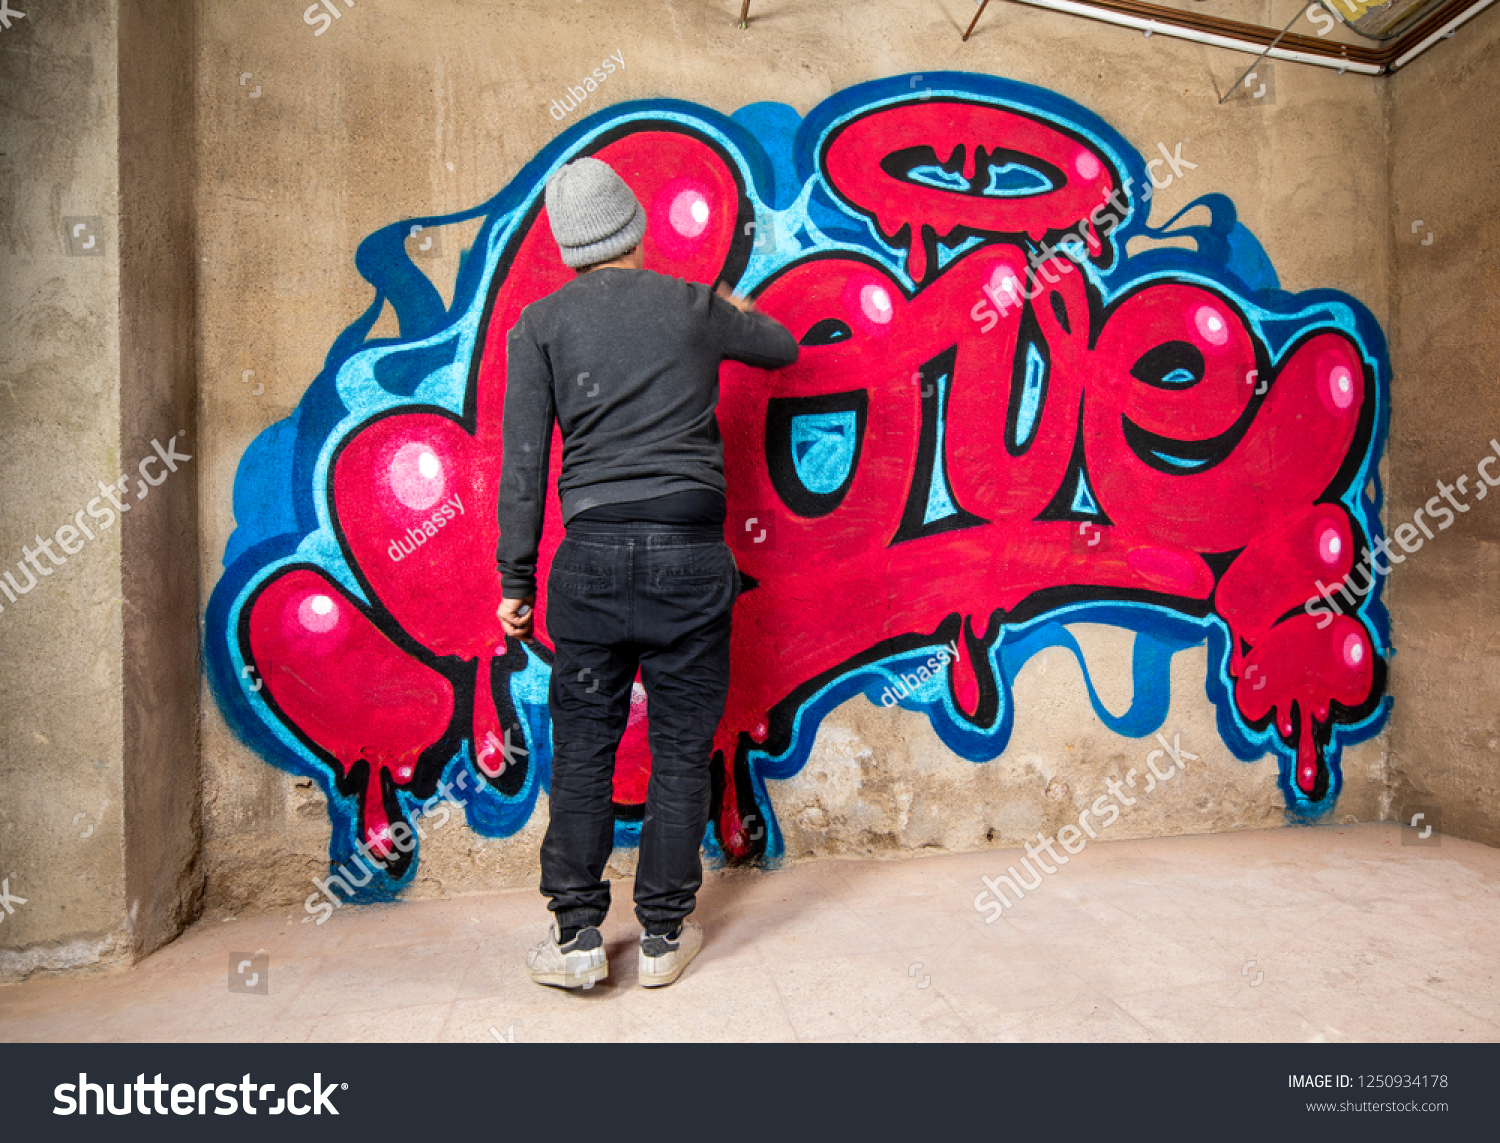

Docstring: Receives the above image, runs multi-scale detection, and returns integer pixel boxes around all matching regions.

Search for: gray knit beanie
[544,157,646,269]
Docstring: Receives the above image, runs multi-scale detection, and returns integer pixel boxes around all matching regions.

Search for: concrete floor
[1,823,1497,1043]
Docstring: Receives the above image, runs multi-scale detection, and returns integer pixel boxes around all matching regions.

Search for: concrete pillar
[0,0,201,980]
[1387,13,1500,847]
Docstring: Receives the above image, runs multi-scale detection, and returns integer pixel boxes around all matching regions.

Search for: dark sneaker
[637,919,703,988]
[526,923,608,989]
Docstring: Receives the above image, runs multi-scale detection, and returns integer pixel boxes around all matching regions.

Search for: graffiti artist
[495,156,799,989]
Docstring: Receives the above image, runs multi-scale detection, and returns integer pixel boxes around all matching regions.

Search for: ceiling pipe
[743,0,1489,74]
[963,0,1493,72]
[1391,0,1496,65]
[976,0,1383,72]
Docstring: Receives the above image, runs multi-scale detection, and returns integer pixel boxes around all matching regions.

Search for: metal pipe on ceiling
[993,0,1382,73]
[962,0,1491,71]
[1392,0,1496,64]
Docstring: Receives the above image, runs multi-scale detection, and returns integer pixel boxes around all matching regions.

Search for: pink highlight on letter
[649,176,718,260]
[1328,364,1355,410]
[1194,305,1229,346]
[669,189,711,238]
[1318,527,1343,566]
[389,442,446,510]
[1343,631,1366,669]
[861,283,894,324]
[298,593,340,634]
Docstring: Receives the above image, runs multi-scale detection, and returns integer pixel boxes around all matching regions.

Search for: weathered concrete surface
[20,1,1488,960]
[4,824,1498,1042]
[193,0,1396,912]
[1387,12,1500,847]
[774,633,1389,862]
[0,0,130,979]
[119,0,204,960]
[0,0,202,982]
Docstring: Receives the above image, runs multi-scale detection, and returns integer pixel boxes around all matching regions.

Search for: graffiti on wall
[205,73,1390,899]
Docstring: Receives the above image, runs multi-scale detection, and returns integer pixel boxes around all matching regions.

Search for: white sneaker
[637,920,703,988]
[526,923,608,990]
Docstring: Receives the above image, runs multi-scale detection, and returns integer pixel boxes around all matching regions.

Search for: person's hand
[715,280,757,314]
[498,597,535,640]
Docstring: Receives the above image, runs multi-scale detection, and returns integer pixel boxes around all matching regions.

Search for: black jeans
[540,521,739,936]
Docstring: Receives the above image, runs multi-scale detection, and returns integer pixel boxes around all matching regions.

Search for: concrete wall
[1387,14,1500,847]
[0,0,200,981]
[194,0,1397,917]
[13,1,1497,959]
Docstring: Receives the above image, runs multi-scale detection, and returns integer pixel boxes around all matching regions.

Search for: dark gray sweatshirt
[496,267,800,598]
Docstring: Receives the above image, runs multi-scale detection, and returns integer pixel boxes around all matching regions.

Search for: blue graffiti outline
[206,71,1390,895]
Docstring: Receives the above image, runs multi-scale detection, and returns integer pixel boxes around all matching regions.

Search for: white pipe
[1001,0,1384,73]
[1392,0,1496,68]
